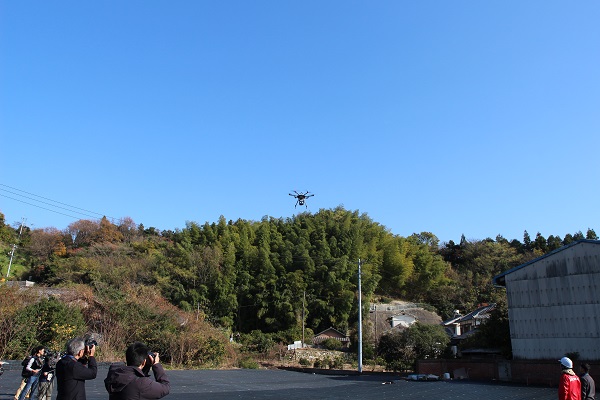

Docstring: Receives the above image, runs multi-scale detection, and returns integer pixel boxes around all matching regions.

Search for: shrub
[298,357,312,367]
[3,296,86,358]
[240,330,275,354]
[321,338,342,350]
[330,356,344,369]
[238,356,259,369]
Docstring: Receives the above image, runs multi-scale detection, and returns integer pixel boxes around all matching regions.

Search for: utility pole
[302,290,306,348]
[6,218,26,278]
[374,304,377,345]
[357,258,363,374]
[6,244,17,278]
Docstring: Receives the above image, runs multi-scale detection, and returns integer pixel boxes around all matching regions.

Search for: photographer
[56,337,97,400]
[38,351,60,400]
[104,342,170,400]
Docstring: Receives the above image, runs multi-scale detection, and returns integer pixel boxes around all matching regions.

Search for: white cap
[559,357,573,369]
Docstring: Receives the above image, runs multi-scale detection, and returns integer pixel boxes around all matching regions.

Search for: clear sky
[1,1,598,244]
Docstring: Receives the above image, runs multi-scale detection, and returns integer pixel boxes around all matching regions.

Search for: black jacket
[22,355,44,378]
[56,355,97,400]
[581,373,596,400]
[104,363,170,400]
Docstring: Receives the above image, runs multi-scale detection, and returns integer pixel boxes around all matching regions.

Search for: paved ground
[0,367,557,400]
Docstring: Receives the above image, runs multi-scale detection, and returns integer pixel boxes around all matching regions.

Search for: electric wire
[0,188,99,219]
[0,193,87,220]
[0,183,117,222]
[0,183,109,217]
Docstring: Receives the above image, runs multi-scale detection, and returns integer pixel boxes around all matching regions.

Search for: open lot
[0,367,557,400]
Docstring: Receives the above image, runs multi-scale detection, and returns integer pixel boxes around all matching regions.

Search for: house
[493,239,600,360]
[313,327,350,348]
[391,312,417,329]
[442,303,496,339]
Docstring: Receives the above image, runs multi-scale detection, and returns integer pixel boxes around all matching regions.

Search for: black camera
[44,351,61,369]
[85,338,98,348]
[148,352,157,361]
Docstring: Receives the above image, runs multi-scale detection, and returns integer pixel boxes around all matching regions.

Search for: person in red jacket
[104,342,170,400]
[559,357,582,400]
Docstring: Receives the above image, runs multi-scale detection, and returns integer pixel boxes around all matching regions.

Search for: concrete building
[493,239,600,360]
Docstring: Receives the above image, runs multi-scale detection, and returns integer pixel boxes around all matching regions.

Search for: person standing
[38,352,59,400]
[580,363,596,400]
[56,338,97,400]
[559,357,582,400]
[18,346,45,400]
[15,350,33,400]
[14,352,33,400]
[104,342,170,400]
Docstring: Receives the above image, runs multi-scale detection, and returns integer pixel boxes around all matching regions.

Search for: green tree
[378,323,449,372]
[403,322,450,361]
[377,330,410,371]
[547,235,563,251]
[460,298,512,359]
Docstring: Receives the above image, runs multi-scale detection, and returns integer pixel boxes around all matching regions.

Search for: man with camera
[56,338,98,400]
[104,342,170,400]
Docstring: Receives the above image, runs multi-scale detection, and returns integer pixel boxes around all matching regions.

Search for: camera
[85,338,98,348]
[44,350,61,366]
[148,352,157,362]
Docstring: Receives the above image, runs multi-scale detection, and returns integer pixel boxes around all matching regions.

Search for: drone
[289,190,314,209]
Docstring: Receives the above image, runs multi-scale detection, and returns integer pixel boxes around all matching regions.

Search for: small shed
[313,327,350,348]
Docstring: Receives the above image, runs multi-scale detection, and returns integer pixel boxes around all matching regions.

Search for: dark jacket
[104,363,170,400]
[22,355,44,378]
[581,373,596,400]
[56,355,97,400]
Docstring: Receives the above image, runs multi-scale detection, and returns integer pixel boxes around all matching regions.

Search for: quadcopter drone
[289,190,314,208]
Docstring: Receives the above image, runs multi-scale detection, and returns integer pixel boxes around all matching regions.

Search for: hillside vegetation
[0,208,596,366]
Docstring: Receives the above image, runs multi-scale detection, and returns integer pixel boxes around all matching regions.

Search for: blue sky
[1,1,598,244]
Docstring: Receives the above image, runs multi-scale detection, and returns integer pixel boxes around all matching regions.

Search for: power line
[0,183,110,217]
[0,193,88,220]
[0,188,99,219]
[0,183,117,222]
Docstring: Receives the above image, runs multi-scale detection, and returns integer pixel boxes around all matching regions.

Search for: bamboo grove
[0,207,596,359]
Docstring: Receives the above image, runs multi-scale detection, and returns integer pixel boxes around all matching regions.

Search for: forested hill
[0,207,597,334]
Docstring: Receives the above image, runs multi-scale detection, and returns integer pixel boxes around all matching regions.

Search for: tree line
[0,208,596,363]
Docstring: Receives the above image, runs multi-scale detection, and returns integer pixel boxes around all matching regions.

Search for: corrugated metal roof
[492,239,600,287]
